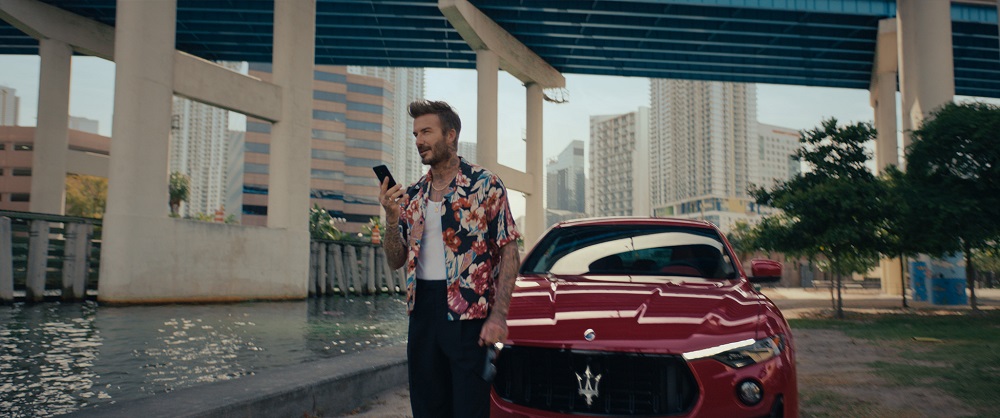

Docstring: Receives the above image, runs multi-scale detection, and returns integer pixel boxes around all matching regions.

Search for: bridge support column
[870,18,903,296]
[524,83,544,250]
[29,38,72,215]
[897,0,954,152]
[100,0,313,303]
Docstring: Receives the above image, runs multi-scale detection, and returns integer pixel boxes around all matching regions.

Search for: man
[379,100,521,418]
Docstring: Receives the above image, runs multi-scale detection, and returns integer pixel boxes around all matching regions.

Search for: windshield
[522,224,737,279]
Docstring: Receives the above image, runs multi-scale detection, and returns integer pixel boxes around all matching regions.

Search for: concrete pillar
[26,220,49,302]
[476,49,499,169]
[897,0,954,152]
[524,83,544,249]
[105,0,176,220]
[347,245,360,295]
[871,18,902,296]
[99,0,176,301]
[317,243,327,295]
[29,38,73,215]
[331,243,346,295]
[309,241,318,296]
[61,222,91,301]
[0,217,13,303]
[267,0,315,234]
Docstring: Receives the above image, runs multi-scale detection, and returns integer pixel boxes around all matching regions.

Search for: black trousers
[408,279,491,418]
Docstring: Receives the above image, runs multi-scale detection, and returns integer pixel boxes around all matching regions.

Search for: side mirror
[749,259,782,283]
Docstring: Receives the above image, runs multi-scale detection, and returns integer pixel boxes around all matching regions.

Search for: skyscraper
[649,79,757,231]
[546,139,586,226]
[244,64,392,233]
[457,141,477,165]
[753,123,801,190]
[348,66,425,186]
[169,63,241,218]
[0,85,18,126]
[588,107,650,217]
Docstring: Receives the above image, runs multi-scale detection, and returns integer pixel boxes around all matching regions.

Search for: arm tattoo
[491,241,521,319]
[381,222,407,270]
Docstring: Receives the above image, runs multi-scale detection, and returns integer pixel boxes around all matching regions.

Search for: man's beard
[419,141,452,166]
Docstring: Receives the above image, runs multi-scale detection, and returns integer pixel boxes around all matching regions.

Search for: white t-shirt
[416,200,447,280]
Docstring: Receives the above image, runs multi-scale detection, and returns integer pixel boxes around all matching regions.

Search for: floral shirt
[398,157,520,320]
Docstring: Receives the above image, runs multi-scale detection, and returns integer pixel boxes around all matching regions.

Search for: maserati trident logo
[575,365,602,406]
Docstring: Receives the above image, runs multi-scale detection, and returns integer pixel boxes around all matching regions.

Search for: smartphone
[372,165,397,189]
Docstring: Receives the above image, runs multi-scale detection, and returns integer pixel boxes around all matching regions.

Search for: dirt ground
[794,327,975,418]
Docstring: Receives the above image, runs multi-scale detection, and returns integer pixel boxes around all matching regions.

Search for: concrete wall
[98,217,307,303]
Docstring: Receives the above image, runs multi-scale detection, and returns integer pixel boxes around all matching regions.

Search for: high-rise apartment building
[1,85,18,126]
[457,141,477,165]
[170,62,240,218]
[588,108,650,217]
[546,139,586,226]
[225,130,245,222]
[243,63,392,233]
[753,123,801,190]
[348,66,425,186]
[649,79,758,232]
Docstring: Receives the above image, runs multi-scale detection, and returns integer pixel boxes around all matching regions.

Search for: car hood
[506,274,766,354]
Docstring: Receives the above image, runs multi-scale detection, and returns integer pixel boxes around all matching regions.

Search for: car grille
[493,346,699,416]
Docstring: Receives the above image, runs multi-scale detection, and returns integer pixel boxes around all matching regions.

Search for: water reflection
[0,296,407,417]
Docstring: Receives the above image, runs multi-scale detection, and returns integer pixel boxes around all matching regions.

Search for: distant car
[491,217,797,418]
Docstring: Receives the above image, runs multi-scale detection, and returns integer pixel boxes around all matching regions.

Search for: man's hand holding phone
[373,165,403,223]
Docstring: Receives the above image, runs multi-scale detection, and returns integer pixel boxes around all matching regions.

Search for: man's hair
[408,100,461,142]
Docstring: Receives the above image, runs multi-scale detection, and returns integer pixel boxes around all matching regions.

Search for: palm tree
[169,171,190,216]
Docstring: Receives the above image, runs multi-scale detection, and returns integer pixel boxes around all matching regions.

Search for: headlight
[683,335,785,368]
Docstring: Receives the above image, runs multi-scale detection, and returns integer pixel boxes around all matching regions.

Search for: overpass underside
[0,0,995,301]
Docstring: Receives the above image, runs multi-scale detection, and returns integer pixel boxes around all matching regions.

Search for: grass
[790,311,1000,418]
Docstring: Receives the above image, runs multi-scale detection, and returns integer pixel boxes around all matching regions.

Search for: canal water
[0,296,408,417]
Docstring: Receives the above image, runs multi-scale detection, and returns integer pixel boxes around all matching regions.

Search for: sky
[2,54,991,217]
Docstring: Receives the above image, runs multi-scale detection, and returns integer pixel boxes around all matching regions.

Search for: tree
[65,174,107,218]
[902,102,1000,311]
[726,220,760,263]
[309,203,343,241]
[751,118,889,319]
[169,171,190,217]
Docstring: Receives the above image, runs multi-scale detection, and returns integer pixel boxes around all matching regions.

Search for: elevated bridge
[0,0,995,302]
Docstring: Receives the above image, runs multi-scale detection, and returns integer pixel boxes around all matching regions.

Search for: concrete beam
[0,0,282,122]
[173,52,283,122]
[0,0,114,59]
[66,149,108,178]
[490,163,533,195]
[438,0,565,88]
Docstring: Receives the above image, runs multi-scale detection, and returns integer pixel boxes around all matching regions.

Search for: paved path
[339,287,1000,417]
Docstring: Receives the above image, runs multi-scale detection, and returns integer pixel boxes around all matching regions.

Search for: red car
[491,217,797,418]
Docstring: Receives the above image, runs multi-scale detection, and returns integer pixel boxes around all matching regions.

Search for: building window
[347,83,383,96]
[313,110,346,123]
[314,90,346,103]
[346,120,382,132]
[12,168,31,176]
[14,143,32,151]
[10,193,29,202]
[347,101,383,115]
[0,143,5,150]
[245,142,270,154]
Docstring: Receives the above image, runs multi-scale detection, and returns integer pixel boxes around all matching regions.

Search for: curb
[66,345,408,418]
